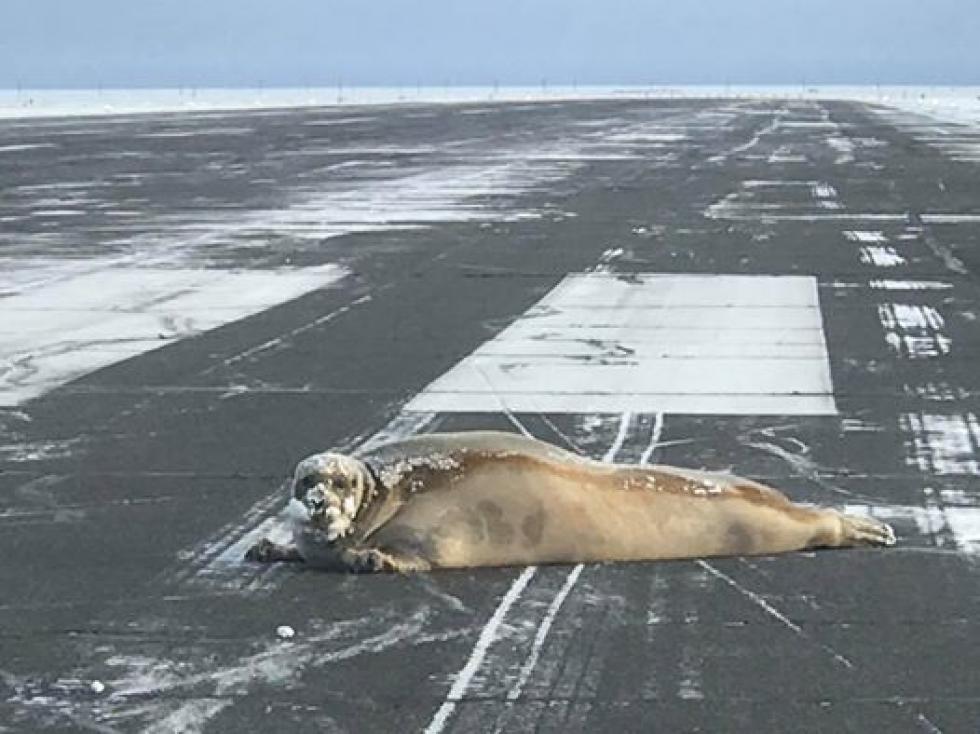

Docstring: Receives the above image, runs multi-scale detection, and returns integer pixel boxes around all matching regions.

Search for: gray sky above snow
[2,0,978,88]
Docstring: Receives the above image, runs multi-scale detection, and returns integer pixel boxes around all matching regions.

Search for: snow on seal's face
[291,452,373,542]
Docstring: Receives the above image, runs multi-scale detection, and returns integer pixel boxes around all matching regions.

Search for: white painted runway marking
[843,230,887,244]
[845,500,980,556]
[859,246,906,267]
[877,304,951,359]
[921,214,980,223]
[505,563,583,701]
[0,264,347,406]
[424,567,538,734]
[869,280,952,291]
[639,412,664,466]
[902,412,980,475]
[405,274,837,415]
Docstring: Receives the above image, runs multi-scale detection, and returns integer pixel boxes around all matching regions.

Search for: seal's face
[291,452,373,542]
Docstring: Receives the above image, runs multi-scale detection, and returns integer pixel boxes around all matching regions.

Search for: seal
[245,430,896,572]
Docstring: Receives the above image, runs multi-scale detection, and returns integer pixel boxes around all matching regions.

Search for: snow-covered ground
[0,86,661,119]
[2,85,980,126]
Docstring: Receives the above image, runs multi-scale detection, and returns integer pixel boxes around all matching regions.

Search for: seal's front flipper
[245,537,304,563]
[339,546,431,574]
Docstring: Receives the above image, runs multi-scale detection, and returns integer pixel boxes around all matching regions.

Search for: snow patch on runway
[21,608,467,734]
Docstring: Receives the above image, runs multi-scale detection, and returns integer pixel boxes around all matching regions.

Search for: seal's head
[290,452,375,542]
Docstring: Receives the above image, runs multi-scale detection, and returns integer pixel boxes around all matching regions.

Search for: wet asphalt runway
[1,97,979,732]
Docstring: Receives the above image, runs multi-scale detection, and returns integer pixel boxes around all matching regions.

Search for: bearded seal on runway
[245,431,896,572]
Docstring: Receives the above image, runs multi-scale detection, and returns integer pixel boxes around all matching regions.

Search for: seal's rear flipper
[838,514,897,547]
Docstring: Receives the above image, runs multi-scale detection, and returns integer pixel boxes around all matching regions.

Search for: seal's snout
[305,483,328,516]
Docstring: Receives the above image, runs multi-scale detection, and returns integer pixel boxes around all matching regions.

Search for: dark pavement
[1,97,978,733]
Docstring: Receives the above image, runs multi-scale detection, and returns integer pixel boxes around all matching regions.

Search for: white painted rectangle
[545,273,819,306]
[0,263,346,405]
[405,273,837,415]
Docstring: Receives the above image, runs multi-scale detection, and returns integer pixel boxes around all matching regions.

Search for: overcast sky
[2,0,978,88]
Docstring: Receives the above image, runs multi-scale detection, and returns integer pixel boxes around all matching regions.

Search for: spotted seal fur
[245,430,895,572]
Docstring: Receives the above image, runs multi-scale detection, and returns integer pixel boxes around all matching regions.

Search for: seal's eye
[300,475,319,490]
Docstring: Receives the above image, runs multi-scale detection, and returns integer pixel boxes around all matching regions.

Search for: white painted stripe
[432,359,831,392]
[408,392,836,415]
[639,412,665,466]
[506,563,584,700]
[503,411,630,704]
[921,214,980,223]
[868,280,952,291]
[603,411,633,462]
[475,339,829,359]
[843,230,887,243]
[494,327,828,344]
[504,306,824,329]
[544,273,820,306]
[902,412,980,475]
[405,274,836,416]
[708,213,906,222]
[424,566,538,734]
